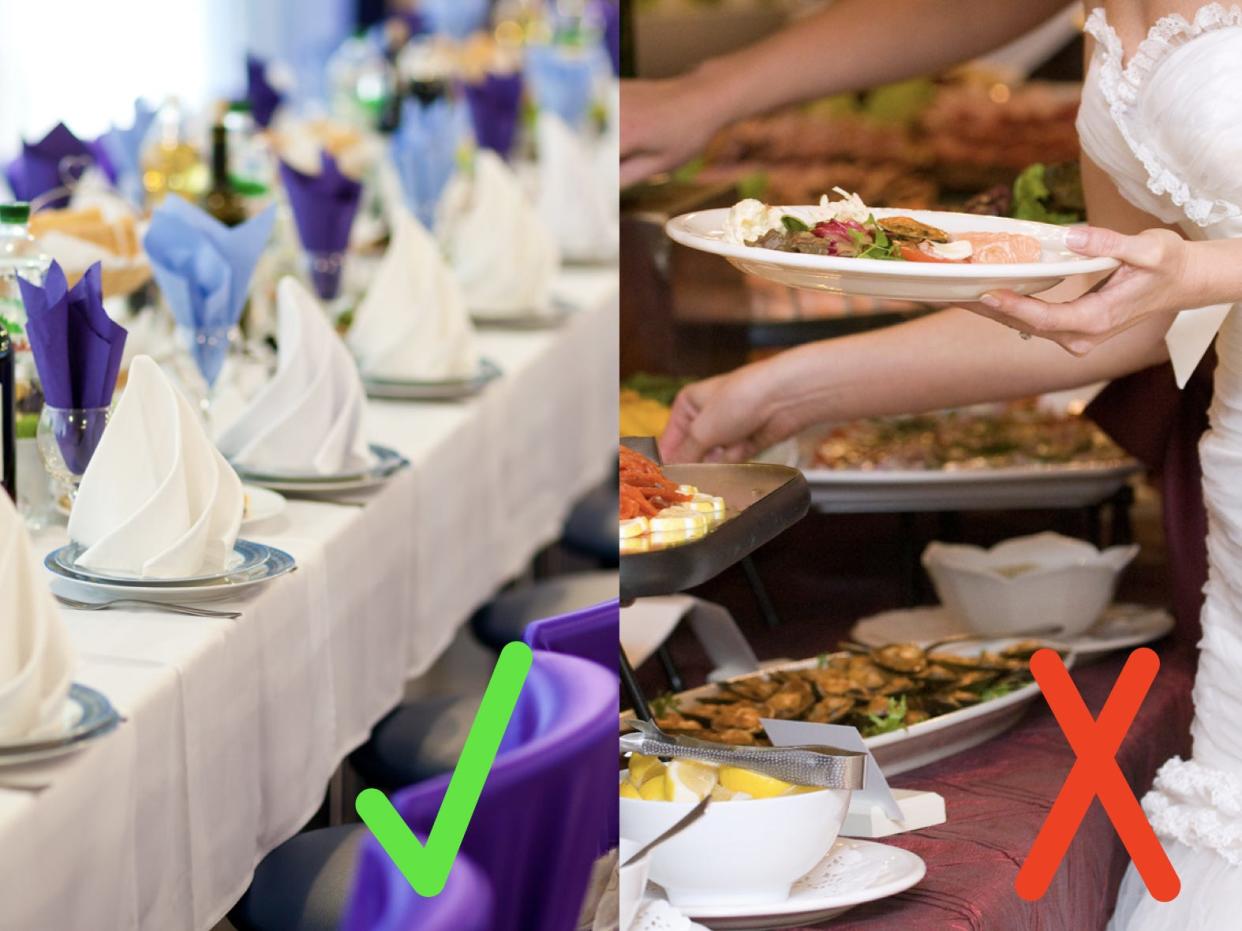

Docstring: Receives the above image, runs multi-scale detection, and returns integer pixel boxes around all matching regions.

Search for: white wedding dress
[1077,5,1242,928]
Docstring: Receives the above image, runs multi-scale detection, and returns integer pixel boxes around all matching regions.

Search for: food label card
[761,718,903,821]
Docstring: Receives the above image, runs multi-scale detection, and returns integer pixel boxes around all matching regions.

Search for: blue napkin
[97,100,157,206]
[18,261,126,472]
[422,0,489,40]
[524,44,599,129]
[143,197,275,386]
[391,97,460,230]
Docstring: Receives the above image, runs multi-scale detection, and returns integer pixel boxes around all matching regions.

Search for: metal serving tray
[620,437,810,600]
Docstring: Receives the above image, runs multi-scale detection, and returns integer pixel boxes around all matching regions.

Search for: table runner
[0,266,617,931]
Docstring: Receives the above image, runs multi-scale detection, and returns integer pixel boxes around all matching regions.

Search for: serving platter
[627,639,1070,777]
[666,207,1119,302]
[852,603,1173,665]
[620,438,810,601]
[362,358,502,402]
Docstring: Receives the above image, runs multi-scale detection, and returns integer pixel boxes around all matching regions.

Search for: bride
[624,2,1242,927]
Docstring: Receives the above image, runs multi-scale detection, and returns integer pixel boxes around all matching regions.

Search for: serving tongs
[620,720,867,790]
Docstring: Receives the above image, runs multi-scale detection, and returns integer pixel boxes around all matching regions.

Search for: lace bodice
[1077,3,1242,385]
[1079,3,1242,228]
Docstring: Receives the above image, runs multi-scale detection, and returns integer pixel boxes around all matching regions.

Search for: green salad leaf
[782,215,810,233]
[1012,164,1081,225]
[864,695,909,736]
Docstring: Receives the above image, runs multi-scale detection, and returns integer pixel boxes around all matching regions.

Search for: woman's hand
[975,226,1194,355]
[659,362,801,463]
[621,75,725,187]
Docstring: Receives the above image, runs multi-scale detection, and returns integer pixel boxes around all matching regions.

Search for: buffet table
[0,266,618,931]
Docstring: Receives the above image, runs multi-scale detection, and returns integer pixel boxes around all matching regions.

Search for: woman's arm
[622,0,1072,184]
[659,156,1177,463]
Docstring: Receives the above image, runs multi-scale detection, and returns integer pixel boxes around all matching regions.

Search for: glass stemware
[306,249,347,301]
[37,405,112,504]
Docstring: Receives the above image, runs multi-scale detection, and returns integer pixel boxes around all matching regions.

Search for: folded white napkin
[439,149,560,318]
[349,209,479,380]
[0,494,75,742]
[536,112,619,263]
[218,277,374,475]
[69,355,244,579]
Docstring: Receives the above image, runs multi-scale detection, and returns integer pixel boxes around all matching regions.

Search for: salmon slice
[954,232,1043,264]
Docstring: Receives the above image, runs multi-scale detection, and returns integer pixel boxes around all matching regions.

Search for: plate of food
[795,400,1140,512]
[629,638,1069,777]
[665,189,1118,302]
[620,440,809,600]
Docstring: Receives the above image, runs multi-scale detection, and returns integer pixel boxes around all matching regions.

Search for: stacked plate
[232,443,410,494]
[362,358,502,402]
[44,539,296,602]
[0,684,121,767]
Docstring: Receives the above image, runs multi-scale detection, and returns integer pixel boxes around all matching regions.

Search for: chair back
[345,652,617,931]
[341,845,492,931]
[522,598,619,672]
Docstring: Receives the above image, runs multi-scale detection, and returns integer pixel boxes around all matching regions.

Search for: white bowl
[618,839,650,931]
[922,532,1138,639]
[619,782,851,908]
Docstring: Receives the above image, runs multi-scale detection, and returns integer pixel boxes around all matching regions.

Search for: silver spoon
[621,795,711,868]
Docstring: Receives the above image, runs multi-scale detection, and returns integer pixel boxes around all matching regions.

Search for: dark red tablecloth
[635,509,1195,930]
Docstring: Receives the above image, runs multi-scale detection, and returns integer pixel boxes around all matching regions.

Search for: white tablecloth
[0,266,618,931]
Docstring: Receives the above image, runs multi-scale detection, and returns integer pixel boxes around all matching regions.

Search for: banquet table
[0,265,618,931]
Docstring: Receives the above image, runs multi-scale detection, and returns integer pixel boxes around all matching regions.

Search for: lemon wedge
[649,506,709,534]
[664,759,718,802]
[620,536,651,555]
[683,494,727,516]
[628,753,663,785]
[620,517,649,539]
[620,781,641,799]
[639,776,667,800]
[718,766,796,799]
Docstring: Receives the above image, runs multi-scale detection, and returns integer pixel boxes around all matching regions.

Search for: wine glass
[306,249,347,302]
[37,405,112,506]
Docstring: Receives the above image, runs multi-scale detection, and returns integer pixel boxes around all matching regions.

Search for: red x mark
[1015,648,1180,902]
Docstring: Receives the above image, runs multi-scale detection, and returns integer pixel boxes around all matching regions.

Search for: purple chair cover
[343,652,618,931]
[341,843,492,931]
[524,597,620,848]
[523,598,619,673]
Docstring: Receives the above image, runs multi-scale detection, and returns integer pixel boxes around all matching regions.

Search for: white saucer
[645,837,925,929]
[851,603,1174,662]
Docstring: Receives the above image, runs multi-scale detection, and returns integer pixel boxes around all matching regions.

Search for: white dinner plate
[362,358,502,401]
[665,207,1119,302]
[646,837,925,929]
[45,544,296,603]
[232,444,409,494]
[852,603,1174,665]
[0,684,121,767]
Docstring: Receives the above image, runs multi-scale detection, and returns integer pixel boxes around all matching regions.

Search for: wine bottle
[1,328,14,502]
[202,124,248,226]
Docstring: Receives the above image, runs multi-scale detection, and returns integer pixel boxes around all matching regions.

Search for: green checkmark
[356,640,533,897]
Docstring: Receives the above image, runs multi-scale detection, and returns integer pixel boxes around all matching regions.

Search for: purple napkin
[278,153,362,298]
[594,0,621,75]
[18,262,127,472]
[5,123,96,209]
[247,55,284,128]
[464,72,524,157]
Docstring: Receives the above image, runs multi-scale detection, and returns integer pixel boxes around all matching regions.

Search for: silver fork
[55,595,241,619]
